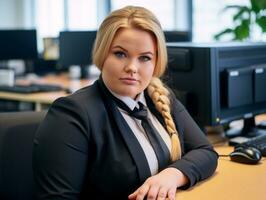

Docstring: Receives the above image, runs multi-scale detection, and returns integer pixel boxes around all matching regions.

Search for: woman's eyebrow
[112,45,128,52]
[140,51,154,56]
[112,45,154,55]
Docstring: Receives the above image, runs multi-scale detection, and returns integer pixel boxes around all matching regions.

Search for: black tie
[115,98,170,170]
[130,102,170,170]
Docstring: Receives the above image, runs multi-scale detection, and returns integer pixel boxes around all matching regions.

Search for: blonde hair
[147,78,181,161]
[93,6,181,161]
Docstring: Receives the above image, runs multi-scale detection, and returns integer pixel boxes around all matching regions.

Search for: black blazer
[33,80,218,200]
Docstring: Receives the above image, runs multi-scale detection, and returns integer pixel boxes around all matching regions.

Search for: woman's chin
[118,90,139,99]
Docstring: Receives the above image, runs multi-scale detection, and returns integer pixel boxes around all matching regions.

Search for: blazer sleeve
[33,96,90,200]
[168,92,218,189]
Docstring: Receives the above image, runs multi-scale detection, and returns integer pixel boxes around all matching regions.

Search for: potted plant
[214,0,266,41]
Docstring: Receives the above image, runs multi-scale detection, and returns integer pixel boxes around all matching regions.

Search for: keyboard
[235,134,266,156]
[0,83,65,93]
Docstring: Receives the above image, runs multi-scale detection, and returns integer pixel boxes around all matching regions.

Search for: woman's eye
[114,51,126,58]
[139,56,151,62]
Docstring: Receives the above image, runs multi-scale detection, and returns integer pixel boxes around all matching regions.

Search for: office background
[1,0,265,47]
[0,1,266,199]
[0,0,266,123]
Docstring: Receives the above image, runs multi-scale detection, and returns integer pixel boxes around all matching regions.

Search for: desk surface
[176,145,266,200]
[0,73,95,104]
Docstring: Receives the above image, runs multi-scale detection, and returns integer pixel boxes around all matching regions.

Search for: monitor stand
[69,65,89,79]
[226,117,266,146]
[24,60,35,73]
[80,65,90,79]
[0,61,8,68]
[81,64,100,79]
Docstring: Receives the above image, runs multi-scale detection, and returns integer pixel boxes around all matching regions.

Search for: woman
[33,6,218,200]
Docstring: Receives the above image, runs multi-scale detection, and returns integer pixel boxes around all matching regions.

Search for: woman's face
[101,27,157,99]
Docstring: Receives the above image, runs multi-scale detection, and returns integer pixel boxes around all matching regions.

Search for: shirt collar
[105,86,147,111]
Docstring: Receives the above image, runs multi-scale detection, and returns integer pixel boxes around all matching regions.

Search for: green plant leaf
[251,0,266,12]
[251,0,261,13]
[223,5,245,10]
[256,16,266,32]
[259,0,266,9]
[215,0,266,41]
[233,20,250,40]
[221,5,246,13]
[233,6,250,21]
[214,28,234,40]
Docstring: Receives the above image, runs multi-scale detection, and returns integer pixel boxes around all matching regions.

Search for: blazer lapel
[97,81,151,183]
[110,104,151,182]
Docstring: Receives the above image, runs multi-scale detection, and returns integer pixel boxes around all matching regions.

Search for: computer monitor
[58,30,97,77]
[166,42,266,137]
[0,29,38,60]
[163,31,191,42]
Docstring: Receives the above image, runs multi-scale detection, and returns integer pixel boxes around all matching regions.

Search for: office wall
[0,0,34,28]
[0,0,19,28]
[174,0,190,31]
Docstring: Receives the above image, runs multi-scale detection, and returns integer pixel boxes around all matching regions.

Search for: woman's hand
[128,167,188,200]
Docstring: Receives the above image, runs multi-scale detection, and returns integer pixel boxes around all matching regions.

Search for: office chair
[0,111,46,200]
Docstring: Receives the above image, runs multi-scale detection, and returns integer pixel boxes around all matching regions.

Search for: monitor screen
[163,31,191,42]
[166,42,266,137]
[0,29,38,60]
[58,30,97,68]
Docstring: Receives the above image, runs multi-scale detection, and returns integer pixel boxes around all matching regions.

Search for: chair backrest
[0,111,46,200]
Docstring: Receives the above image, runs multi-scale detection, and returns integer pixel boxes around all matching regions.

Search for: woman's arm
[33,96,90,200]
[168,96,218,189]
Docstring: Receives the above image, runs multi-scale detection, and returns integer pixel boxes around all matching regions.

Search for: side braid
[147,77,181,161]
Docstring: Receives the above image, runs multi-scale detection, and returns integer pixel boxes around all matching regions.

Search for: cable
[218,154,230,157]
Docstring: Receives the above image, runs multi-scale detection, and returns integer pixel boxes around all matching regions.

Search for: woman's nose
[124,60,138,74]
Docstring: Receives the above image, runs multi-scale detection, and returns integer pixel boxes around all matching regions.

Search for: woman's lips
[120,77,139,85]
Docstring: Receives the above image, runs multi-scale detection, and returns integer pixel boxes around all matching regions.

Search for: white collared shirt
[108,90,171,175]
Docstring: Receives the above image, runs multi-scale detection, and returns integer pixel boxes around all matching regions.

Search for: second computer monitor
[166,42,266,136]
[164,31,191,42]
[0,29,38,60]
[58,30,97,69]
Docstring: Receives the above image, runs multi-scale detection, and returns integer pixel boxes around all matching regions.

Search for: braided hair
[147,77,181,161]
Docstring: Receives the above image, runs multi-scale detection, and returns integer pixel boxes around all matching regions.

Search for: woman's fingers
[129,185,175,200]
[128,183,150,200]
[157,187,168,200]
[146,184,159,200]
[167,187,176,200]
[129,168,182,200]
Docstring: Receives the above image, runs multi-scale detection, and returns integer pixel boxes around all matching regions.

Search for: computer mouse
[229,146,262,164]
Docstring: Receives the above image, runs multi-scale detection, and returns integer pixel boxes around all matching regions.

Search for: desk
[176,145,266,200]
[0,74,96,111]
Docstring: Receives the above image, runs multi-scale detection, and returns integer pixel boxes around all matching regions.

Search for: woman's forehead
[110,28,157,53]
